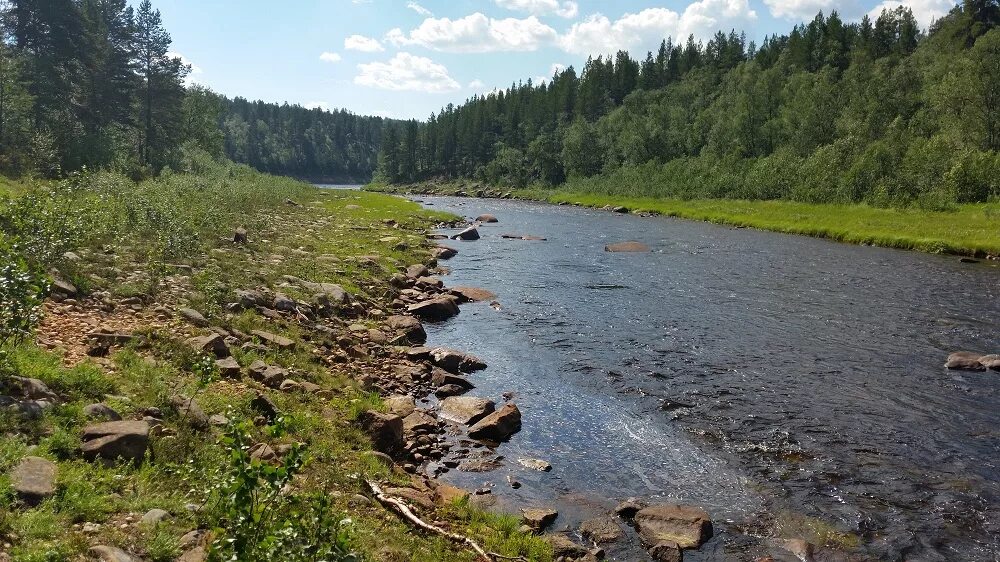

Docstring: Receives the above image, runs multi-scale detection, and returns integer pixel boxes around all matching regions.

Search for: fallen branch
[364,480,528,562]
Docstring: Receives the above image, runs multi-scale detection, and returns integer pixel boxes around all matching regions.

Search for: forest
[376,2,1000,208]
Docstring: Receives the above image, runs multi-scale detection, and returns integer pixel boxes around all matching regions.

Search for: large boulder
[634,504,713,550]
[357,410,404,457]
[605,241,650,252]
[408,298,460,322]
[387,315,427,344]
[452,226,480,241]
[431,347,487,374]
[10,456,57,505]
[468,403,521,442]
[81,421,150,464]
[476,214,499,223]
[439,396,495,425]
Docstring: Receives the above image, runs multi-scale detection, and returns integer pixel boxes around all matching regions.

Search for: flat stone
[215,357,241,378]
[945,351,986,370]
[11,456,57,505]
[434,483,470,505]
[439,396,495,425]
[83,403,122,421]
[385,395,416,418]
[451,286,497,303]
[407,298,460,322]
[634,504,713,550]
[605,241,649,252]
[403,411,438,433]
[251,330,295,350]
[179,308,209,327]
[187,334,229,358]
[544,534,587,558]
[522,508,558,532]
[81,421,150,464]
[89,545,140,562]
[141,508,171,526]
[517,458,552,471]
[430,347,486,374]
[580,517,624,544]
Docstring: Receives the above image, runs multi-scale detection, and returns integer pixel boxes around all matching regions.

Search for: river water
[411,196,1000,561]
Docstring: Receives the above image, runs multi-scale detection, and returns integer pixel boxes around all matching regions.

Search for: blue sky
[146,0,957,120]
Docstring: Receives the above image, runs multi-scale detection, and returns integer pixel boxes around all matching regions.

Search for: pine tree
[135,0,188,168]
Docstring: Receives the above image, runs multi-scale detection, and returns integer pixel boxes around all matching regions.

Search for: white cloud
[468,79,486,89]
[558,0,757,56]
[535,63,567,84]
[344,34,384,52]
[304,101,330,110]
[867,0,954,27]
[167,51,202,86]
[355,52,461,93]
[762,0,839,20]
[407,1,433,16]
[319,51,342,63]
[385,13,557,52]
[494,0,579,18]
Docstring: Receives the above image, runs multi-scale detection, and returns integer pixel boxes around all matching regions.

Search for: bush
[0,241,47,349]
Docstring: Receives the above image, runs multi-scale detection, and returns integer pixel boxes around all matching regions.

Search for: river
[408,195,1000,561]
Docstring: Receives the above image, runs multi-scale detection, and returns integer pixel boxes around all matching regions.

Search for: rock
[451,286,497,303]
[522,508,559,532]
[83,403,122,421]
[648,540,682,562]
[250,393,279,422]
[250,443,276,461]
[767,538,816,561]
[615,497,648,518]
[10,456,57,505]
[408,297,460,322]
[4,376,57,401]
[634,504,713,550]
[605,241,649,252]
[612,206,629,213]
[279,379,303,392]
[141,508,171,526]
[468,403,521,442]
[170,395,209,430]
[433,246,458,260]
[251,330,295,350]
[979,354,1000,370]
[434,483,470,505]
[430,368,474,389]
[439,396,495,425]
[273,293,297,312]
[89,546,140,562]
[403,411,438,433]
[385,395,416,418]
[452,226,480,240]
[51,278,78,298]
[416,276,443,289]
[434,384,469,398]
[235,288,270,308]
[387,315,427,344]
[544,534,588,558]
[81,421,150,464]
[209,414,229,426]
[385,487,435,510]
[430,347,486,373]
[179,308,209,327]
[517,458,552,471]
[475,214,498,223]
[580,517,624,544]
[177,547,208,562]
[215,357,242,378]
[188,334,230,358]
[406,264,430,279]
[945,351,986,370]
[234,227,248,244]
[358,410,404,456]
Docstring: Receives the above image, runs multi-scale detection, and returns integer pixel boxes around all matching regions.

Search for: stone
[416,276,443,289]
[406,264,430,279]
[580,517,624,544]
[452,226,480,240]
[358,410,404,456]
[51,278,78,298]
[215,357,242,378]
[385,395,416,418]
[171,395,209,429]
[439,396,495,425]
[279,379,303,392]
[234,227,248,244]
[179,308,209,327]
[188,334,230,358]
[615,497,648,518]
[945,351,986,370]
[177,547,208,562]
[634,504,713,550]
[83,403,122,421]
[476,214,498,223]
[522,508,558,532]
[605,241,650,252]
[430,347,486,374]
[979,354,1000,370]
[89,546,140,562]
[544,534,588,558]
[433,246,458,260]
[250,393,280,422]
[252,330,295,350]
[385,487,435,510]
[403,411,438,433]
[386,315,427,344]
[141,508,171,526]
[517,458,552,471]
[435,384,468,398]
[467,403,521,442]
[408,297,460,322]
[10,456,57,505]
[81,421,150,464]
[4,376,57,401]
[451,286,497,303]
[648,540,682,562]
[250,443,276,461]
[273,293,296,312]
[209,414,229,426]
[434,483,470,505]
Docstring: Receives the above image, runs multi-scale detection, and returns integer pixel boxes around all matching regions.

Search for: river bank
[367,182,1000,259]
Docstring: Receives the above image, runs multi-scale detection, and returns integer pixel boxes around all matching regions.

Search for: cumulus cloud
[468,79,486,89]
[344,34,384,52]
[559,0,756,56]
[763,0,840,20]
[868,0,954,27]
[319,51,342,63]
[407,1,433,16]
[494,0,579,18]
[385,13,557,52]
[354,52,461,92]
[167,51,201,85]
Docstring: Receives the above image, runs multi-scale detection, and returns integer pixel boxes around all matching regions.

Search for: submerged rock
[945,351,986,370]
[605,241,649,252]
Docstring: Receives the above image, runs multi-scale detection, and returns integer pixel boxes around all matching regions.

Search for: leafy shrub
[0,241,47,349]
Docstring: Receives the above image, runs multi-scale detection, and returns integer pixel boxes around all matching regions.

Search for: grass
[0,157,548,561]
[368,181,1000,257]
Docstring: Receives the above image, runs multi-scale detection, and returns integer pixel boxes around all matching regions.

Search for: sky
[144,0,959,120]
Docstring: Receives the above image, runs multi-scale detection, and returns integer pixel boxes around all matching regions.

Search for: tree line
[0,0,387,182]
[376,2,1000,207]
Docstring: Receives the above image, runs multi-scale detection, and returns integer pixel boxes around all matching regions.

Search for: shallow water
[414,196,1000,561]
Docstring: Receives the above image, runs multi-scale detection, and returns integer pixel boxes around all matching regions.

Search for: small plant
[0,241,48,350]
[205,418,357,562]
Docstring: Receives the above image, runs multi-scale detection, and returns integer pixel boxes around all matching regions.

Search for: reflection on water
[416,195,1000,561]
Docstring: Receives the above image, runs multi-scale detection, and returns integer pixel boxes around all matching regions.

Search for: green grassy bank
[368,182,1000,258]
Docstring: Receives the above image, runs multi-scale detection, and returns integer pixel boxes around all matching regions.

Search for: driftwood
[364,480,528,562]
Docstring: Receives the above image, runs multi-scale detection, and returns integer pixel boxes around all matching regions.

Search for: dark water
[414,196,1000,561]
